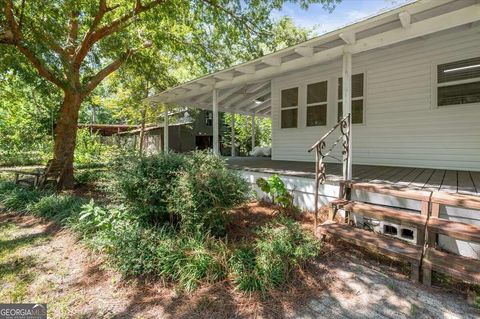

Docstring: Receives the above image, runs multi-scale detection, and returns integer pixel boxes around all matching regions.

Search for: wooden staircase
[308,114,480,286]
[317,181,480,286]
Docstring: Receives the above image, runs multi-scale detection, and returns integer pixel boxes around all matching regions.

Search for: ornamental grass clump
[230,217,321,292]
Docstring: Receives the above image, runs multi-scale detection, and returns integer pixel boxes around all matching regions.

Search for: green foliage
[73,200,130,236]
[114,151,249,233]
[0,182,42,212]
[74,168,108,185]
[169,152,250,235]
[0,181,320,294]
[223,114,272,155]
[0,182,84,224]
[230,217,321,292]
[74,129,117,166]
[113,152,187,224]
[256,175,293,208]
[27,194,86,223]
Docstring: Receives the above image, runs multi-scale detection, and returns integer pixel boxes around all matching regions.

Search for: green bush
[113,152,187,224]
[230,217,321,292]
[169,152,250,235]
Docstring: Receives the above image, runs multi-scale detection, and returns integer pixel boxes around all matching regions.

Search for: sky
[272,0,414,35]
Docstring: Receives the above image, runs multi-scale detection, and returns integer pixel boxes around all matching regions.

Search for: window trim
[337,72,367,126]
[306,80,328,127]
[280,86,299,129]
[431,54,480,109]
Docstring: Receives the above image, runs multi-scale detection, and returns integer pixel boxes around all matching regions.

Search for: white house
[148,0,480,264]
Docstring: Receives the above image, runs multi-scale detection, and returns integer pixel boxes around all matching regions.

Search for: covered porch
[226,157,480,196]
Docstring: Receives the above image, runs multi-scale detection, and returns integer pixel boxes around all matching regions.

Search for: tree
[1,0,338,188]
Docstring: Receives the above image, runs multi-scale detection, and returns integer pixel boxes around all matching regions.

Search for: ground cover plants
[0,152,321,293]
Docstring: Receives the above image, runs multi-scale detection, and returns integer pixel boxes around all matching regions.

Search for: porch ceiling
[146,0,480,116]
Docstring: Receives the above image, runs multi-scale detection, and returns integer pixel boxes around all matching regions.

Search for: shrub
[169,152,250,235]
[113,152,187,224]
[230,217,321,292]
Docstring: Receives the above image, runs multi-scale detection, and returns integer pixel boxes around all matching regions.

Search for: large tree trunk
[49,91,83,190]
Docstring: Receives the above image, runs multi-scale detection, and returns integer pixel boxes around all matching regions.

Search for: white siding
[271,26,480,171]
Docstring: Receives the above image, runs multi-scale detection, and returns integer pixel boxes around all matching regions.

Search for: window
[436,57,480,107]
[338,73,364,124]
[205,111,213,126]
[306,81,328,126]
[281,87,298,128]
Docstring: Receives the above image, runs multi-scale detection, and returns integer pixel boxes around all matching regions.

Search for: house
[147,0,480,265]
[117,109,231,154]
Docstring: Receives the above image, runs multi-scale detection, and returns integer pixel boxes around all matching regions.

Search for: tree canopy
[0,0,339,188]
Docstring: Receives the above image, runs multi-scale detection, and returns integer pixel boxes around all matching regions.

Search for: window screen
[281,87,298,128]
[338,73,364,123]
[437,57,480,107]
[307,81,328,126]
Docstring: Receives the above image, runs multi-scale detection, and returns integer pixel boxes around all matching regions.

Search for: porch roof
[146,0,480,116]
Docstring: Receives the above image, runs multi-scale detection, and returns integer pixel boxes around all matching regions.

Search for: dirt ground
[1,208,479,319]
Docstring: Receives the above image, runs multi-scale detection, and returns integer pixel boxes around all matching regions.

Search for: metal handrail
[308,114,351,153]
[308,113,351,232]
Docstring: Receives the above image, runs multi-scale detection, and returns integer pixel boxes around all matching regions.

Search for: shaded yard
[1,207,478,319]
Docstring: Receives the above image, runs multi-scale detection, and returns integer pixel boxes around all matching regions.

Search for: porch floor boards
[226,157,480,196]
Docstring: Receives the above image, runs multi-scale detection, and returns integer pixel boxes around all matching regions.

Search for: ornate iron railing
[308,113,351,230]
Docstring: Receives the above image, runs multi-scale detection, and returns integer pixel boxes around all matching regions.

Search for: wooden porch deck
[226,157,480,196]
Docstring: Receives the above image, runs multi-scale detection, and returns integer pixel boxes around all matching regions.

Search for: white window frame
[431,54,480,109]
[279,86,299,129]
[306,80,328,127]
[337,72,367,126]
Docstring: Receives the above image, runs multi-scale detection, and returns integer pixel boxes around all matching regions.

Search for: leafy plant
[256,175,293,208]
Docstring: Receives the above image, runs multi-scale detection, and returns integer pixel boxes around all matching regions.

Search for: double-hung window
[306,81,328,126]
[281,87,298,128]
[436,57,480,107]
[337,73,365,124]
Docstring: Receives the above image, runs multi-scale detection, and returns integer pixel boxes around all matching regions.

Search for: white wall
[271,26,480,171]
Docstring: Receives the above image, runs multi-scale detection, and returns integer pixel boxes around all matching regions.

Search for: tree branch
[17,45,67,89]
[83,50,132,94]
[68,10,79,48]
[3,0,66,90]
[200,0,263,36]
[73,0,165,69]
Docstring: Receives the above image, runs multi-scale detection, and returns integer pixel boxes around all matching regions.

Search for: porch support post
[342,51,353,180]
[212,89,220,155]
[251,113,256,151]
[231,113,236,157]
[163,105,169,152]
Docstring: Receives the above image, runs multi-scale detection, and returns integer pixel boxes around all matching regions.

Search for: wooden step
[343,181,431,202]
[428,218,480,243]
[330,200,427,227]
[317,221,423,263]
[431,191,480,211]
[423,247,480,285]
